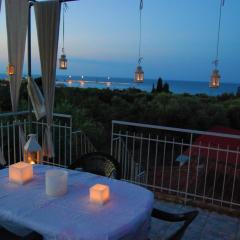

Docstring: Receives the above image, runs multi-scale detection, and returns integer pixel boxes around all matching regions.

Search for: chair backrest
[69,152,121,180]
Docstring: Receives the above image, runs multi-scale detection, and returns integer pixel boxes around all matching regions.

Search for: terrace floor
[150,200,240,240]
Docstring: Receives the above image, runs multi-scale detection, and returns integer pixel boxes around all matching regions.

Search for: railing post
[230,147,239,208]
[131,132,136,181]
[111,121,114,155]
[69,116,72,164]
[185,133,193,204]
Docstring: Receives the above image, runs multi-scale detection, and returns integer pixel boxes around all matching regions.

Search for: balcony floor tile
[150,200,239,240]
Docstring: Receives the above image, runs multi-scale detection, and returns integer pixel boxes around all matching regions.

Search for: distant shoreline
[0,75,239,96]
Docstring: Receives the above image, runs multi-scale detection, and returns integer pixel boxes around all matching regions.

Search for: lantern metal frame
[24,134,42,164]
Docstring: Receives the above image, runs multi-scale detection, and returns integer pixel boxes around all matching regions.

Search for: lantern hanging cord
[138,0,143,65]
[214,0,225,68]
[62,3,68,54]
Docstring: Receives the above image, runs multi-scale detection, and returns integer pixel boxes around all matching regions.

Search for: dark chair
[0,227,43,240]
[0,163,5,169]
[150,208,198,240]
[69,152,121,180]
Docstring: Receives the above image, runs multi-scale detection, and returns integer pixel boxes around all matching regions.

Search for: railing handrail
[72,130,83,134]
[0,111,29,118]
[0,111,72,119]
[113,132,240,154]
[112,120,240,140]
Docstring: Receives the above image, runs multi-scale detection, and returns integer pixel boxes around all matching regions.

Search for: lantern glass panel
[134,66,144,83]
[24,150,42,164]
[59,55,68,70]
[210,70,220,88]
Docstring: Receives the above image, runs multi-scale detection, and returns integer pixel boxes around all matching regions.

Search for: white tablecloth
[0,165,154,240]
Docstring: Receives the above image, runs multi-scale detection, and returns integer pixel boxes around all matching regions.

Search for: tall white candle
[45,170,68,197]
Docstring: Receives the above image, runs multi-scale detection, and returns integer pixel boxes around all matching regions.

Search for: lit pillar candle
[90,184,110,205]
[45,170,68,197]
[9,162,33,184]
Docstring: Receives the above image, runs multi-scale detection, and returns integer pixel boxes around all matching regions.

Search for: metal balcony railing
[111,120,240,210]
[0,111,96,168]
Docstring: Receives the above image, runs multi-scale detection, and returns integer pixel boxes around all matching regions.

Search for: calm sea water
[1,74,239,96]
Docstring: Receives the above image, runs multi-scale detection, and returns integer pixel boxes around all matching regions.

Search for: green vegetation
[1,79,240,150]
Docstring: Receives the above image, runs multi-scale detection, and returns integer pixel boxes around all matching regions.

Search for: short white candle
[90,184,110,205]
[9,162,33,184]
[45,170,68,197]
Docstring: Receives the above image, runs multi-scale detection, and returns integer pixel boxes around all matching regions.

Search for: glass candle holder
[9,162,33,184]
[90,184,110,205]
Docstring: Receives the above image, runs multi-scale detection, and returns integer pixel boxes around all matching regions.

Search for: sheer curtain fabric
[5,0,28,112]
[27,77,46,120]
[34,1,61,158]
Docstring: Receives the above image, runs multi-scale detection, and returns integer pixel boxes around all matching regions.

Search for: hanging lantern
[209,0,225,88]
[7,64,15,76]
[134,65,144,83]
[134,0,144,83]
[24,134,42,164]
[59,4,68,70]
[59,54,68,70]
[209,69,220,88]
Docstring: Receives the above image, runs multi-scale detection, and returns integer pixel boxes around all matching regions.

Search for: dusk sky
[0,0,239,82]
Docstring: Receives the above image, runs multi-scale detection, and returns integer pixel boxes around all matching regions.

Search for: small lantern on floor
[134,65,144,83]
[7,64,15,76]
[24,134,42,164]
[59,53,68,70]
[209,69,220,88]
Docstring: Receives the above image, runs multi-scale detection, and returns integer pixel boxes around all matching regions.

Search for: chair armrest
[151,208,198,240]
[152,208,198,222]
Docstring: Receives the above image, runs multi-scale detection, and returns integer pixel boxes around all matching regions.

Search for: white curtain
[0,1,4,165]
[5,0,28,112]
[27,77,46,120]
[34,1,61,158]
